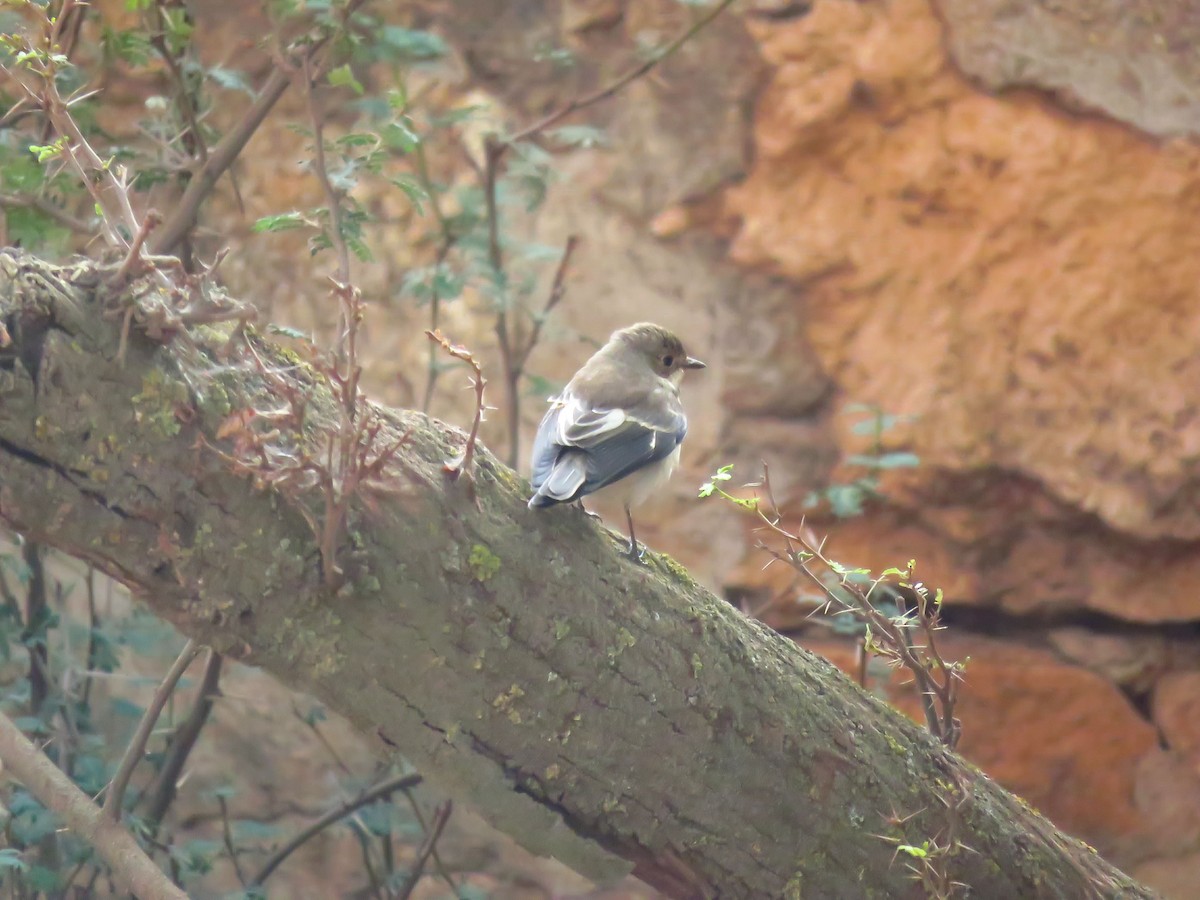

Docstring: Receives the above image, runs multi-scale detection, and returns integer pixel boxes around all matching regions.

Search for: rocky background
[30,0,1200,896]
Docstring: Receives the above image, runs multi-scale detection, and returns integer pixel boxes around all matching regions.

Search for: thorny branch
[752,466,963,749]
[425,329,488,481]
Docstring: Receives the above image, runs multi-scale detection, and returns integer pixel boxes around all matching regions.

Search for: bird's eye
[662,355,674,367]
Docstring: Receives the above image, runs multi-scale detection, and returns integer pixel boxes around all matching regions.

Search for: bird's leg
[575,499,602,520]
[625,506,645,561]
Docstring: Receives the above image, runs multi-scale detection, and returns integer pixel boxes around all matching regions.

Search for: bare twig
[148,1,208,168]
[21,540,48,715]
[80,566,98,710]
[394,801,452,900]
[347,816,386,900]
[247,772,423,888]
[425,330,487,480]
[399,786,458,896]
[751,467,963,748]
[0,711,188,899]
[102,639,202,820]
[0,193,92,233]
[148,0,370,255]
[412,138,457,414]
[109,209,163,286]
[506,0,737,146]
[497,235,579,467]
[304,55,352,300]
[142,649,223,827]
[218,792,248,886]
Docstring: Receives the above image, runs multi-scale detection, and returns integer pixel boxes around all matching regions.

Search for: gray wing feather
[528,388,687,507]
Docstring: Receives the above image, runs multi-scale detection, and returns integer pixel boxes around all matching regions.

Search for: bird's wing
[530,388,687,504]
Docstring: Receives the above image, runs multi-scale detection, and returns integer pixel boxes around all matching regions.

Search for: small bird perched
[528,322,706,559]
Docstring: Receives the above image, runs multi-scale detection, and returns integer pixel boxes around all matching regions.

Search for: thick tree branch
[0,249,1155,899]
[0,712,187,900]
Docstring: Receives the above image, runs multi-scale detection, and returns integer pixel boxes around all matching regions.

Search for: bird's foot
[626,539,646,563]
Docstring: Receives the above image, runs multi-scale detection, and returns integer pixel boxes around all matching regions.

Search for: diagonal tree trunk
[0,249,1154,898]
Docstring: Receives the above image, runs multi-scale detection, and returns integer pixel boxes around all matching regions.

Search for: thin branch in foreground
[506,0,738,146]
[218,792,248,886]
[399,785,459,896]
[425,330,488,481]
[0,711,187,899]
[394,800,452,900]
[141,649,224,828]
[102,639,202,820]
[498,234,580,468]
[148,0,370,256]
[754,465,963,748]
[247,772,424,888]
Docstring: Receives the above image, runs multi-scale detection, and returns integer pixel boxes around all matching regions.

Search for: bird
[528,322,706,560]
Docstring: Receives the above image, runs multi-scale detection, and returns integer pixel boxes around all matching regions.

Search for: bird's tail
[528,452,587,508]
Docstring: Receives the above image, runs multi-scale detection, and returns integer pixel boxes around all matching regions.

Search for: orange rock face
[806,636,1200,858]
[722,0,1200,621]
[719,0,1200,893]
[1155,671,1200,777]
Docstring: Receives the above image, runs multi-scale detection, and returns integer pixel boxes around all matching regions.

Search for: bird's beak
[683,356,706,370]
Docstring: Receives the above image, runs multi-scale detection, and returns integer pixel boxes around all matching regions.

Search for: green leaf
[4,206,71,254]
[328,63,364,95]
[376,26,447,61]
[825,484,866,518]
[28,137,68,163]
[71,753,108,795]
[849,410,912,435]
[110,697,145,719]
[100,26,154,66]
[844,452,920,470]
[206,66,253,95]
[389,174,428,214]
[26,864,60,891]
[383,117,420,154]
[160,6,194,54]
[267,324,311,340]
[252,211,309,233]
[429,104,484,127]
[232,819,285,840]
[546,125,607,148]
[335,131,380,148]
[357,800,396,836]
[897,842,929,858]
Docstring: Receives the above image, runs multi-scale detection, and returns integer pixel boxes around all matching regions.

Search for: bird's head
[613,323,706,382]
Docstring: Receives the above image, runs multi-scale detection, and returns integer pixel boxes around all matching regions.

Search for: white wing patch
[555,394,628,446]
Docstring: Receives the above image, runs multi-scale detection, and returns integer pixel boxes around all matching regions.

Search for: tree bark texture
[0,251,1155,899]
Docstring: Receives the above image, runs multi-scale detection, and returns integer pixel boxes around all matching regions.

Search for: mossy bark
[0,251,1156,899]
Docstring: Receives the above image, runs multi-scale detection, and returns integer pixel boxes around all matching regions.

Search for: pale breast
[591,445,682,511]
